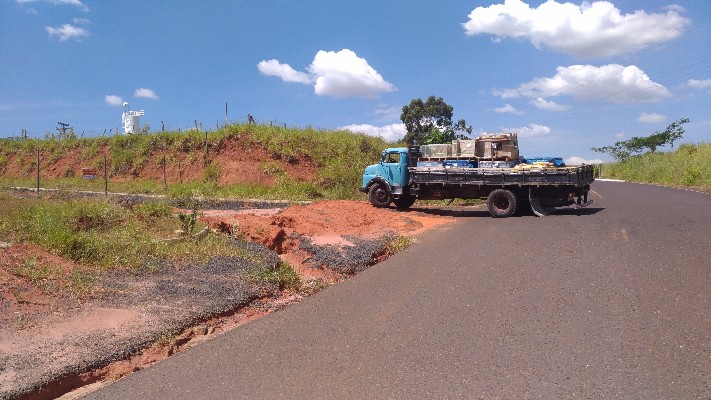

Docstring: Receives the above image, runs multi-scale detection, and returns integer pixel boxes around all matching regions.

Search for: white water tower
[122,102,145,134]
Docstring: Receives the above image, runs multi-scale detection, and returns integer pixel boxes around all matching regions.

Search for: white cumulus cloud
[339,123,406,142]
[17,0,88,11]
[688,78,711,94]
[258,49,396,99]
[310,49,396,98]
[496,64,670,104]
[462,0,689,59]
[134,88,159,100]
[257,59,311,84]
[530,97,570,111]
[637,112,667,123]
[46,24,89,41]
[565,156,604,165]
[51,0,88,11]
[501,123,551,138]
[494,104,524,115]
[104,95,124,106]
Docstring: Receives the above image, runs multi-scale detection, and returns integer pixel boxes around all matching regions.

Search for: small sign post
[82,167,98,180]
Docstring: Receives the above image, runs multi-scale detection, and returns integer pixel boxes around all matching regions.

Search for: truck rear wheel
[487,189,517,218]
[393,194,416,210]
[368,182,392,208]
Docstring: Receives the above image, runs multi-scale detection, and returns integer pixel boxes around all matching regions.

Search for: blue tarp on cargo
[416,160,477,168]
[524,157,565,167]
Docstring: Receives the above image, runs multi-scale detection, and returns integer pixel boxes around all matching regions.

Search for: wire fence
[7,145,217,196]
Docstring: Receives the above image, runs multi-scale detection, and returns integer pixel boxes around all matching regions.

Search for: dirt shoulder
[0,200,456,400]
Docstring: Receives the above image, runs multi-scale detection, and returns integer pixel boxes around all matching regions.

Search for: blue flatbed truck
[360,146,594,218]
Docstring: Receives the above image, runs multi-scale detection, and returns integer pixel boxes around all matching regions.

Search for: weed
[300,278,328,295]
[248,261,301,292]
[385,235,415,256]
[177,203,199,236]
[156,329,177,346]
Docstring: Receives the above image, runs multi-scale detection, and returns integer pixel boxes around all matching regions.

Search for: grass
[0,192,268,272]
[0,123,392,201]
[600,143,711,190]
[247,261,302,292]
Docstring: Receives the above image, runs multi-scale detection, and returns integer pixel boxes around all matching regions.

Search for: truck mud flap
[529,188,556,217]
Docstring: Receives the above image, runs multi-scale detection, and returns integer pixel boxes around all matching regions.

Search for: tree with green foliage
[592,117,690,161]
[400,96,471,145]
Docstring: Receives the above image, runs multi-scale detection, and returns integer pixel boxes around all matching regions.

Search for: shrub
[202,163,222,184]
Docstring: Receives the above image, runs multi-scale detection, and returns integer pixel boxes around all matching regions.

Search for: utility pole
[56,122,70,139]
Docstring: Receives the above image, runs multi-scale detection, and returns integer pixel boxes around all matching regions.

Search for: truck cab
[360,148,413,208]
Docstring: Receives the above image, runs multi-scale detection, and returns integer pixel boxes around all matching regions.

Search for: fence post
[36,147,40,193]
[104,155,108,196]
[204,131,208,164]
[163,155,167,192]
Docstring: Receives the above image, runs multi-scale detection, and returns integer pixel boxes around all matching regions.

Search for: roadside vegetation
[592,117,709,190]
[0,124,390,200]
[600,142,711,190]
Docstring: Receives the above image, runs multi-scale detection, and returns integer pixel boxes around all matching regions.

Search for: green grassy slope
[600,143,711,190]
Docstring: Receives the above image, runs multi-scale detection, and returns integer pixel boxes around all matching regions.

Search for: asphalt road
[86,181,711,399]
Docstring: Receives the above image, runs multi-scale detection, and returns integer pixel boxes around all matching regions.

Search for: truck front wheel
[368,182,392,208]
[487,189,517,218]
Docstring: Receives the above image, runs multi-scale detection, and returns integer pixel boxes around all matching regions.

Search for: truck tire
[487,189,517,218]
[368,182,392,208]
[393,194,416,210]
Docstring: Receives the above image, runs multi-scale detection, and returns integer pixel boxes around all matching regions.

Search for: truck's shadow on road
[405,207,493,218]
[403,206,605,218]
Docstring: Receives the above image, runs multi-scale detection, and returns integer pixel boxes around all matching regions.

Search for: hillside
[0,124,391,200]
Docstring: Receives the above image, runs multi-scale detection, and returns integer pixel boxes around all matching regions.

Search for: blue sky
[1,0,710,163]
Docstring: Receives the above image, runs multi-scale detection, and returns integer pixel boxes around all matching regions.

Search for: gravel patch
[299,234,394,274]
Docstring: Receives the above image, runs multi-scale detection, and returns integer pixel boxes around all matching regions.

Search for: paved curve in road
[86,181,711,399]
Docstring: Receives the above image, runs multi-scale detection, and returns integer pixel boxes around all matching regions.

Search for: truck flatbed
[409,165,595,186]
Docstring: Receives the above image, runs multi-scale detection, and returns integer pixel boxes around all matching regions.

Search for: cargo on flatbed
[360,133,594,218]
